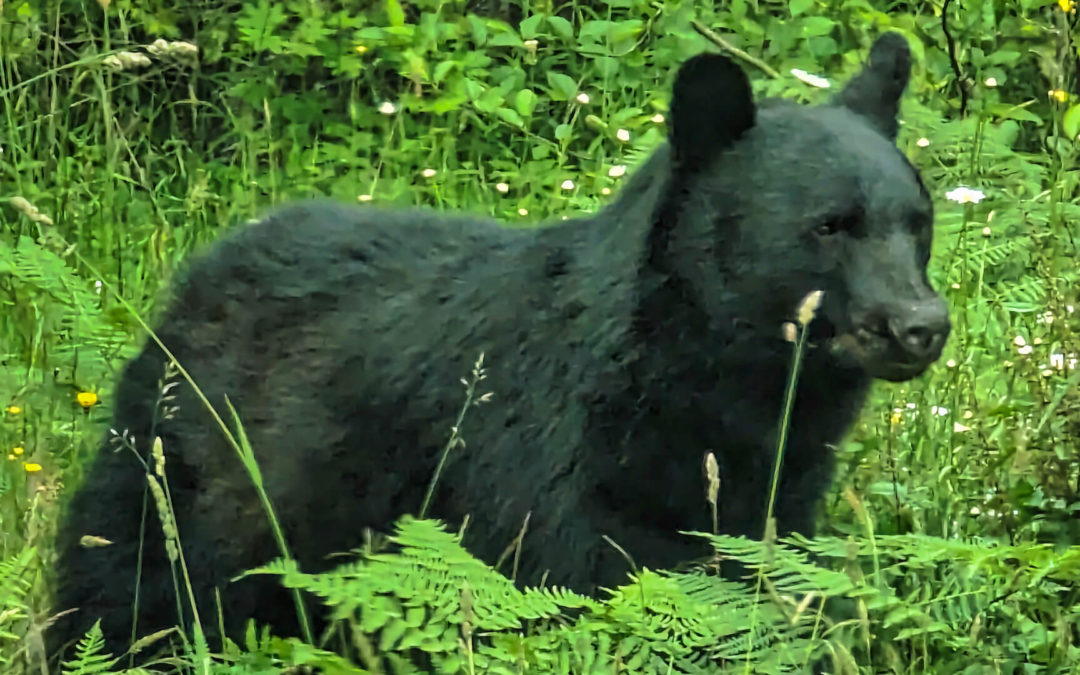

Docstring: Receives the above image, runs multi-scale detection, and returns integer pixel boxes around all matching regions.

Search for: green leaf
[801,16,835,37]
[385,0,405,27]
[519,14,544,39]
[427,95,466,114]
[1063,104,1080,139]
[490,32,524,47]
[790,0,814,16]
[546,72,578,100]
[496,107,525,127]
[548,16,574,39]
[515,89,538,117]
[463,78,484,101]
[467,15,487,45]
[579,20,611,44]
[378,617,408,651]
[475,87,505,113]
[433,60,457,84]
[554,123,572,141]
[987,105,1042,125]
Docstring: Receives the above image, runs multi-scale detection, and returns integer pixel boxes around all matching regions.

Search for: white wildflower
[945,186,985,204]
[791,68,830,88]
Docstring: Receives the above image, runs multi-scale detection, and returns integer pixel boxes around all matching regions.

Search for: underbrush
[2,0,1080,671]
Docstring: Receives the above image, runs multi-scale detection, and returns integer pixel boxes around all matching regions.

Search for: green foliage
[0,549,35,668]
[3,0,1080,671]
[740,532,1080,671]
[60,620,117,675]
[188,518,1080,672]
[247,516,830,673]
[0,235,133,387]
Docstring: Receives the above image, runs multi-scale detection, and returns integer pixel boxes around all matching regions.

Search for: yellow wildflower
[354,44,368,54]
[1049,89,1068,103]
[77,391,99,408]
[6,455,14,461]
[890,409,903,427]
[23,462,42,473]
[1059,0,1074,13]
[6,405,20,415]
[12,446,24,456]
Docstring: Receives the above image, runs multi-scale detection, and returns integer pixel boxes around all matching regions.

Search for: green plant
[4,0,1080,671]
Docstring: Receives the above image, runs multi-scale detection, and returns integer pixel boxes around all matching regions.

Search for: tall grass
[2,0,1079,671]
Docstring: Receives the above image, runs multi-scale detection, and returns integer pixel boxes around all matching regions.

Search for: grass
[2,0,1080,671]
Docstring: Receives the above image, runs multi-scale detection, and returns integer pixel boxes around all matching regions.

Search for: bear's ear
[668,53,756,173]
[833,32,912,140]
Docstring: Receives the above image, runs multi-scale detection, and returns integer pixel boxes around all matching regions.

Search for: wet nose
[888,300,951,361]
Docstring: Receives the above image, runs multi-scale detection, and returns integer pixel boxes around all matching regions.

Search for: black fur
[49,33,948,660]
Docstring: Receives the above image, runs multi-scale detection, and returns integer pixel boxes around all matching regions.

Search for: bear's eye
[814,222,838,237]
[814,210,862,238]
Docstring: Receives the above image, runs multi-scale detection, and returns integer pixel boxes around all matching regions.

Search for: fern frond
[0,236,134,381]
[60,620,118,675]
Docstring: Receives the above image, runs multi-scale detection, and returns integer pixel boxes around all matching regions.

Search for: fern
[60,621,119,675]
[0,548,35,667]
[753,533,1080,670]
[247,517,838,673]
[247,520,1080,672]
[0,235,133,383]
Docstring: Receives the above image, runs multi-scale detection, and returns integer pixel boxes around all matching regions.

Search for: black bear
[50,32,949,661]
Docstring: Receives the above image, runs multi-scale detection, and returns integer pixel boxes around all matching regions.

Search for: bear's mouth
[828,327,937,382]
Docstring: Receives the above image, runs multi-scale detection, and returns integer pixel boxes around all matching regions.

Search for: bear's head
[657,33,950,383]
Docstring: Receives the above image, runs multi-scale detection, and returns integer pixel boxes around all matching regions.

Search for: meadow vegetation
[2,0,1080,672]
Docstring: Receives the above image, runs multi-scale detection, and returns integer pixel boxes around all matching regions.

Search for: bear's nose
[887,300,951,361]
